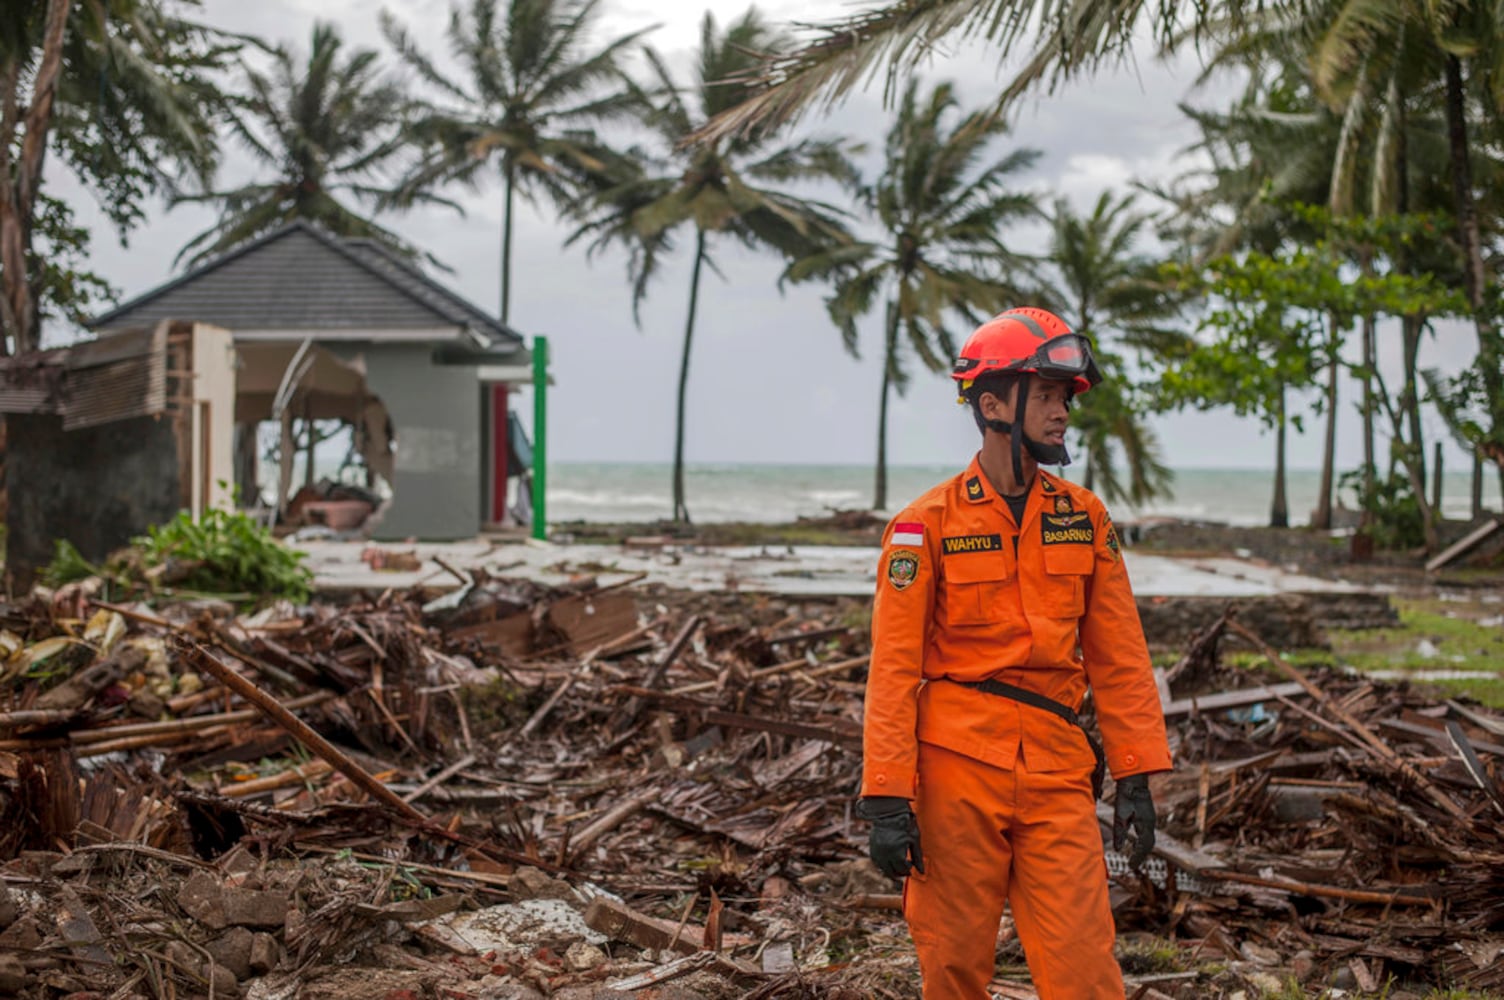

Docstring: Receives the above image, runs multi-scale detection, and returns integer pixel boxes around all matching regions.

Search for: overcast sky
[48,0,1487,475]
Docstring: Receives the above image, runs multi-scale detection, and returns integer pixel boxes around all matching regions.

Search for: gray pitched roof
[89,221,525,356]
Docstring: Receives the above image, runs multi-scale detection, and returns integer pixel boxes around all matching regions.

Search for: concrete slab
[298,538,1357,599]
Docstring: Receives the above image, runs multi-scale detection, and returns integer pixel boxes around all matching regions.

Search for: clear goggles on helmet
[953,333,1102,389]
[1010,334,1096,379]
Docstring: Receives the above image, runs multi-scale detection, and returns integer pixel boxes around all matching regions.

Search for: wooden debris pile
[0,575,1498,998]
[1135,613,1504,996]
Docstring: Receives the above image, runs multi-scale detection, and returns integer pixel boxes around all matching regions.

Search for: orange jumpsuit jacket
[861,457,1172,799]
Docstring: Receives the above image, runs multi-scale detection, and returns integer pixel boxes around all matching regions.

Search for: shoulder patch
[1041,510,1094,545]
[1104,512,1121,562]
[887,551,919,590]
[965,476,985,501]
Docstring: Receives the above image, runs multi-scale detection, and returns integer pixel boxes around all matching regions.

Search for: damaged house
[0,321,236,587]
[85,220,538,542]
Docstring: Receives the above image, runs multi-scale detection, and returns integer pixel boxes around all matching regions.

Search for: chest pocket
[1041,543,1093,618]
[942,550,1011,626]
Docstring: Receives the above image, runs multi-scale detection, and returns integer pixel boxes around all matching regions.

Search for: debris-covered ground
[0,553,1501,999]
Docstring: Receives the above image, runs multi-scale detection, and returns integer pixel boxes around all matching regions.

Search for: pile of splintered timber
[0,571,1498,998]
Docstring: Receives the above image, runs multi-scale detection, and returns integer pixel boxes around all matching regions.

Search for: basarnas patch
[1040,510,1093,545]
[887,551,919,590]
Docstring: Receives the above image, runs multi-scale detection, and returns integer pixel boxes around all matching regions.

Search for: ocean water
[545,462,1502,527]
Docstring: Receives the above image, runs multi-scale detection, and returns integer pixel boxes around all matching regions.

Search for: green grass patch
[1425,674,1504,708]
[1329,599,1504,671]
[1212,594,1504,707]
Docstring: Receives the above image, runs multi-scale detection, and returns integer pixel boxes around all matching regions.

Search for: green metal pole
[531,335,549,540]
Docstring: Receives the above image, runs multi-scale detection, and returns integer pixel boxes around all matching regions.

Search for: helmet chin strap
[982,374,1072,486]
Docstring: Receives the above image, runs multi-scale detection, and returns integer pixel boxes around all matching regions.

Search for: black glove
[858,796,924,878]
[1112,773,1156,871]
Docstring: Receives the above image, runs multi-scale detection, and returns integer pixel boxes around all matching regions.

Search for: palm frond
[691,0,1263,144]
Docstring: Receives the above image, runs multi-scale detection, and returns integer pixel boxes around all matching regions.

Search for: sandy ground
[300,537,1363,598]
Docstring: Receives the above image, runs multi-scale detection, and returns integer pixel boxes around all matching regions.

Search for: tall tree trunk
[0,0,72,356]
[1443,54,1504,492]
[1360,308,1375,530]
[672,230,706,524]
[1381,389,1440,552]
[1401,315,1425,486]
[1271,381,1289,528]
[874,301,898,511]
[1386,81,1438,551]
[1313,322,1340,529]
[500,157,516,324]
[1472,449,1484,519]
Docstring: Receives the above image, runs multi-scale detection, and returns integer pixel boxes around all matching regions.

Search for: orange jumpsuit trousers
[905,743,1121,999]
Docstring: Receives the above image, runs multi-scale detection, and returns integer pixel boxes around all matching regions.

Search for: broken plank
[616,614,703,731]
[1200,868,1438,906]
[568,788,655,861]
[402,754,478,804]
[607,952,718,990]
[1447,700,1504,738]
[449,612,533,657]
[585,896,720,957]
[1162,682,1307,718]
[1379,717,1504,758]
[547,589,639,655]
[1426,516,1503,572]
[847,894,903,911]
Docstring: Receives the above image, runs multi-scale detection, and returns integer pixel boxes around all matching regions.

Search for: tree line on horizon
[4,0,1503,551]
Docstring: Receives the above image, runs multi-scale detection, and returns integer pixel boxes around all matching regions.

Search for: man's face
[1023,379,1072,447]
[981,378,1072,445]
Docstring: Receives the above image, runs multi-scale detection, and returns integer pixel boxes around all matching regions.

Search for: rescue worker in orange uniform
[858,307,1172,1000]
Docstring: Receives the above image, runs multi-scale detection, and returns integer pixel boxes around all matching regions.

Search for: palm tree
[1301,0,1504,498]
[1036,191,1181,507]
[1160,36,1490,542]
[381,0,648,323]
[690,0,1264,143]
[175,22,416,268]
[1,0,225,353]
[571,8,853,523]
[784,79,1039,510]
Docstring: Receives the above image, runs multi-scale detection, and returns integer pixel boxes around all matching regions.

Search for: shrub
[135,508,312,603]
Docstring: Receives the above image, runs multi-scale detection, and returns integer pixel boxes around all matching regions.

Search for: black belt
[949,677,1106,799]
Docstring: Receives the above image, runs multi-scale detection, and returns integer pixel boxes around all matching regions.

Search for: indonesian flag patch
[890,521,924,547]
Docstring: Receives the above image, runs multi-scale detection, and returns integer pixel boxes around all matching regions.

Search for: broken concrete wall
[337,344,480,541]
[5,412,183,588]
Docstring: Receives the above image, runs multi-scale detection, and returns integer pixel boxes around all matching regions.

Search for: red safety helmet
[951,307,1102,396]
